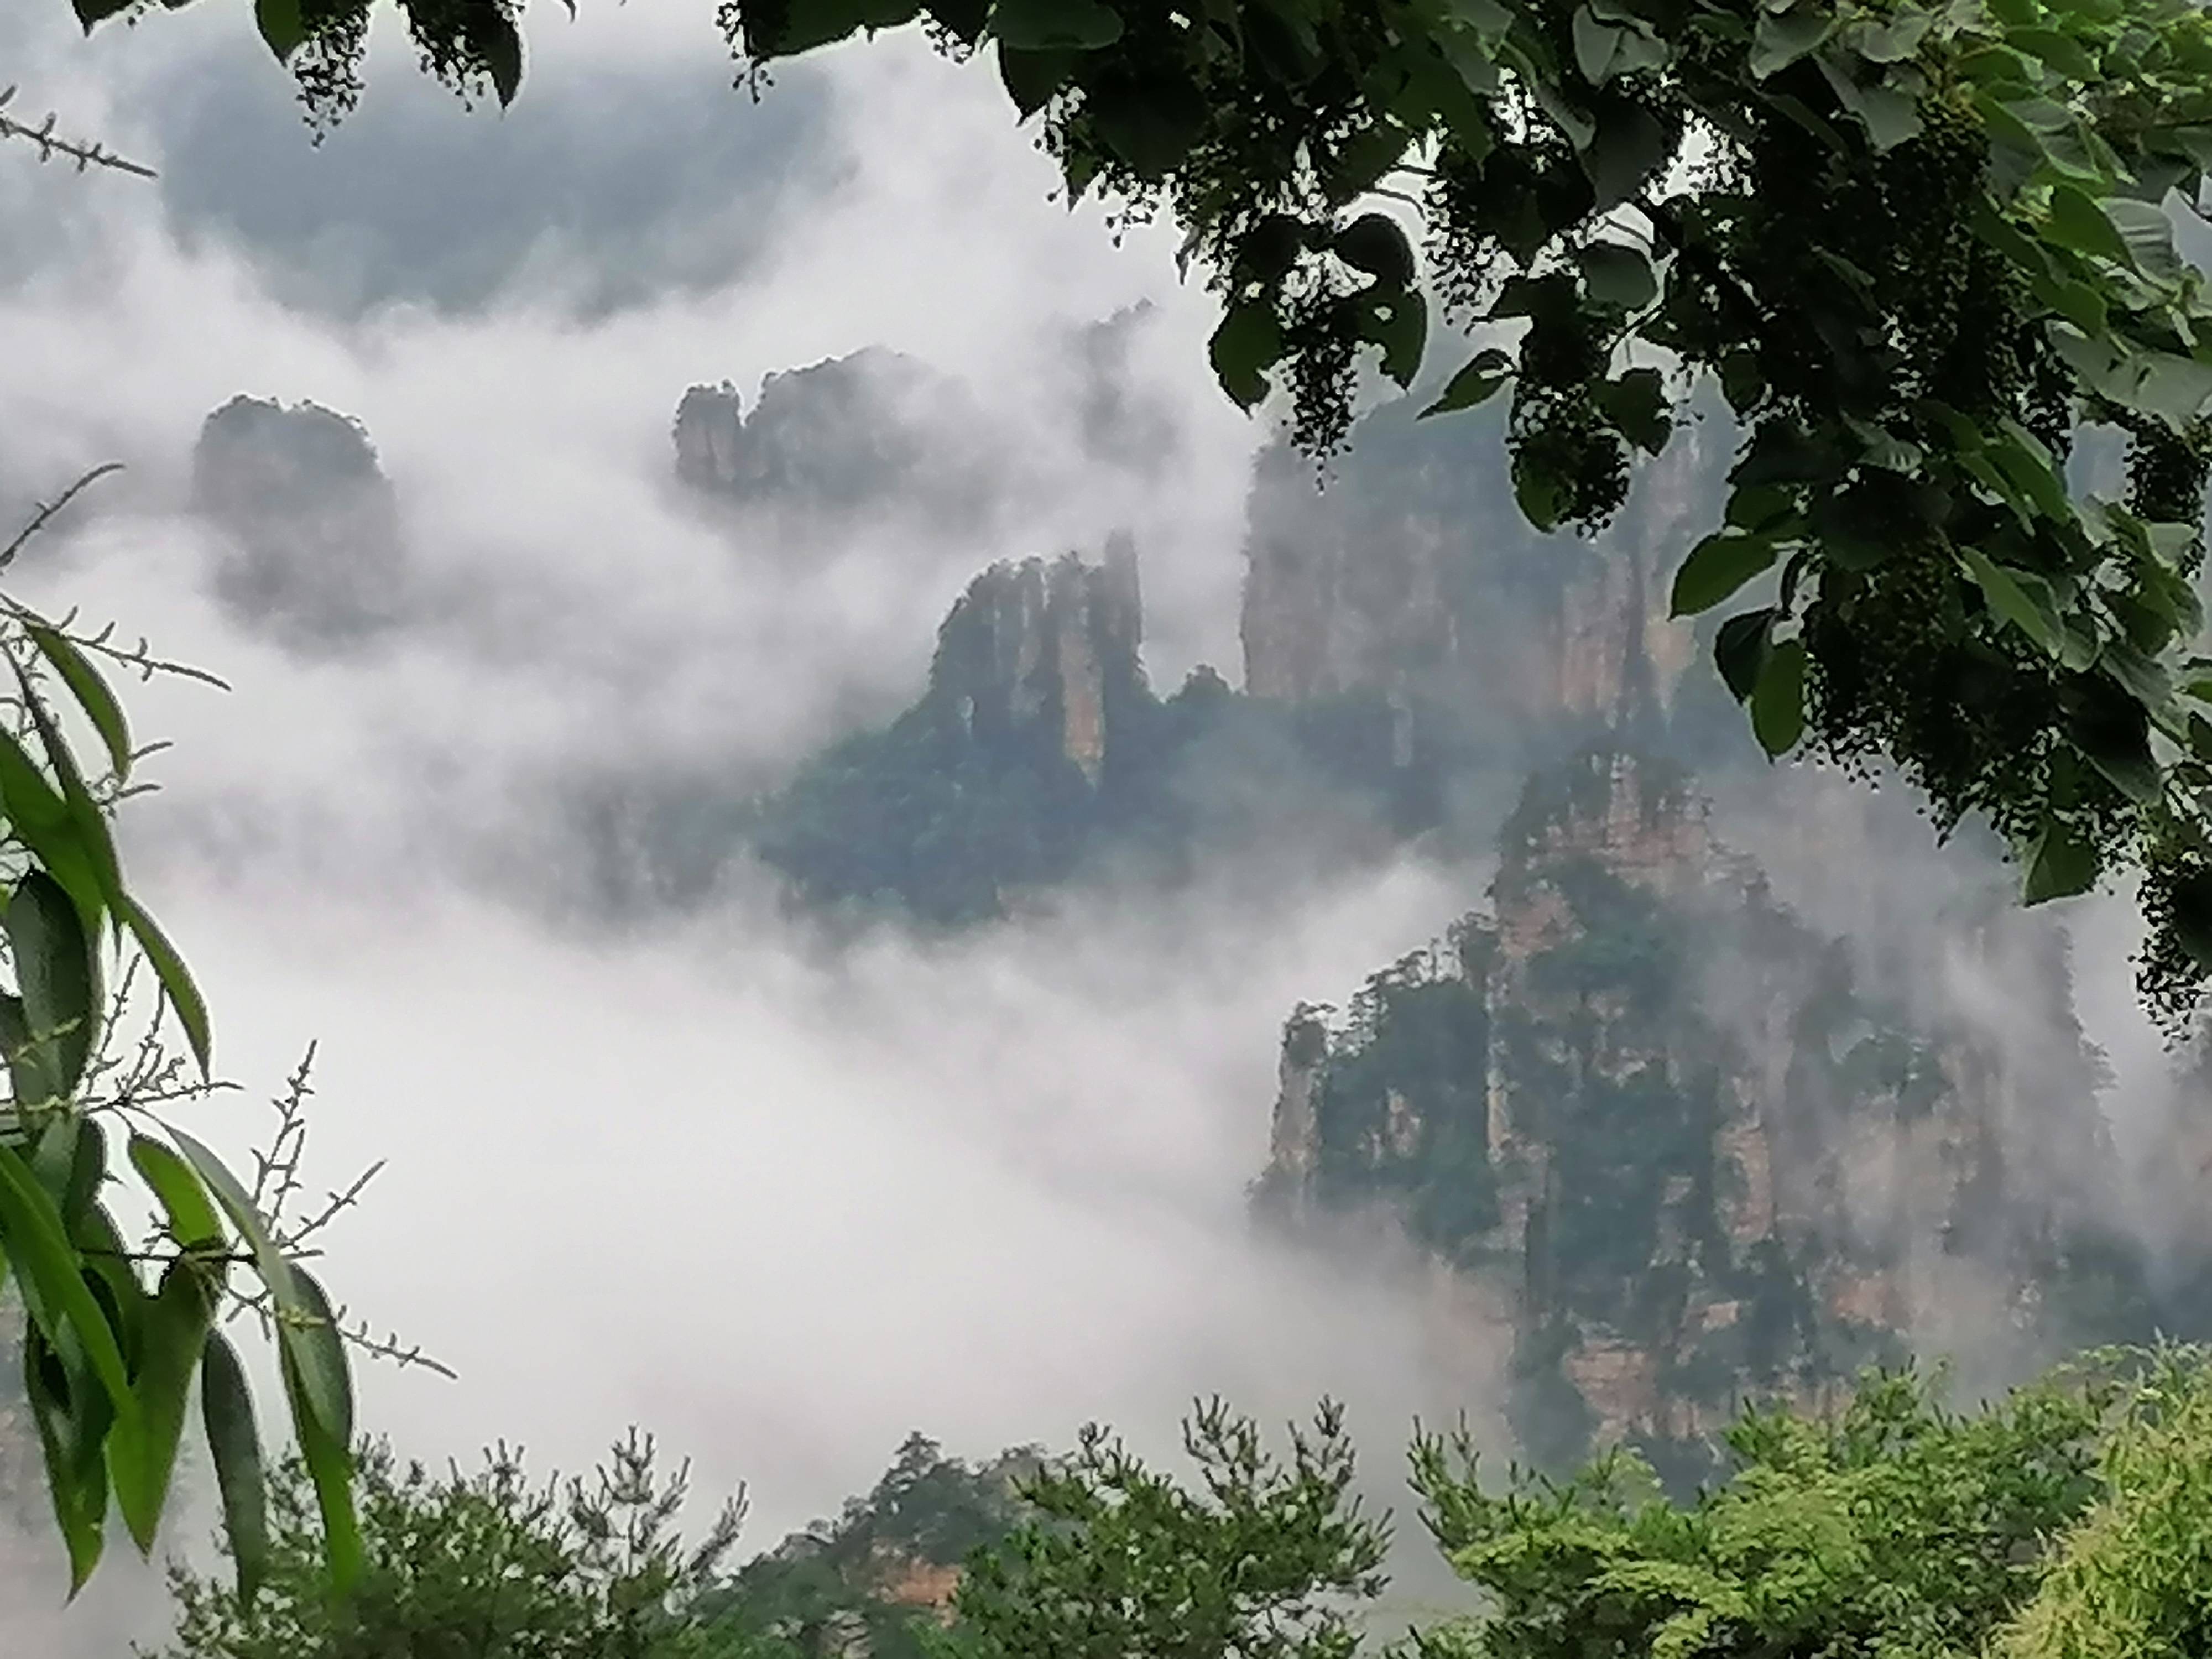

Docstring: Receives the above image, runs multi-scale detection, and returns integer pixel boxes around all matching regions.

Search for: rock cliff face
[1239,394,1722,735]
[923,544,1145,787]
[192,395,404,643]
[1257,748,2147,1473]
[673,349,1001,531]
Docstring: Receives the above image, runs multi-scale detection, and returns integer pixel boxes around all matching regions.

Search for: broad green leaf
[2069,694,2161,805]
[6,869,100,1105]
[2046,182,2132,264]
[2101,195,2183,278]
[120,895,209,1074]
[481,13,524,107]
[253,0,303,60]
[1086,72,1208,179]
[1582,100,1670,208]
[1715,608,1776,703]
[1421,348,1513,417]
[2008,26,2097,77]
[72,0,134,27]
[1959,549,2061,655]
[1579,241,1656,309]
[128,1135,226,1251]
[1335,213,1416,286]
[112,1262,214,1556]
[1848,7,1932,62]
[1356,288,1427,388]
[1671,533,1780,617]
[998,41,1077,114]
[1750,8,1833,78]
[1595,366,1670,452]
[2023,817,2097,904]
[1572,7,1624,83]
[1751,638,1808,755]
[201,1332,270,1606]
[25,624,130,782]
[994,0,1123,52]
[1209,300,1282,410]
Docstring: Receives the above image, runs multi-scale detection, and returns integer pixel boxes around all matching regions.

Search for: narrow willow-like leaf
[200,1332,270,1605]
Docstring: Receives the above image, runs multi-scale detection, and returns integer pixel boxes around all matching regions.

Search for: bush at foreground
[155,1347,2212,1659]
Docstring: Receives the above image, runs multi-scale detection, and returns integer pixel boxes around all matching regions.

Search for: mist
[0,2,1522,1645]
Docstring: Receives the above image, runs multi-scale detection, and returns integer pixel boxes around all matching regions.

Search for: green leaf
[1572,7,1625,83]
[1579,241,1656,309]
[201,1332,270,1606]
[2068,690,2160,805]
[281,1267,361,1590]
[0,727,103,923]
[6,869,100,1105]
[993,0,1123,51]
[1715,608,1776,703]
[1334,213,1415,288]
[2046,182,2132,265]
[1209,301,1282,410]
[1421,348,1514,418]
[1751,638,1808,755]
[481,13,524,107]
[1085,72,1208,180]
[128,1135,225,1252]
[2008,26,2097,78]
[169,1130,350,1446]
[25,623,131,783]
[1959,549,2060,656]
[1355,288,1427,388]
[253,0,304,60]
[112,1262,215,1556]
[1594,366,1670,452]
[119,896,208,1074]
[1671,533,1780,617]
[22,1323,108,1594]
[998,42,1077,114]
[0,1139,138,1423]
[2022,817,2097,903]
[1750,8,1833,78]
[2102,195,2183,278]
[1582,100,1671,210]
[72,0,135,28]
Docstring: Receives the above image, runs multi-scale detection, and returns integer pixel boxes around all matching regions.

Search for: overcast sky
[1,1,1509,1636]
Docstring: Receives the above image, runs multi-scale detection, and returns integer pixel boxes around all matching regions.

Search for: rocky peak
[1237,394,1724,742]
[925,542,1145,787]
[672,349,1001,530]
[191,395,404,643]
[1259,746,2146,1475]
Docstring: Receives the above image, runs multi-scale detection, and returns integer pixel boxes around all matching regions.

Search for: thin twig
[0,87,155,179]
[0,463,122,573]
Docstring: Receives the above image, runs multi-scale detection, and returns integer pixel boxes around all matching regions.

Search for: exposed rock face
[192,395,404,643]
[672,349,1001,531]
[1257,747,2146,1472]
[1238,397,1723,733]
[925,542,1145,787]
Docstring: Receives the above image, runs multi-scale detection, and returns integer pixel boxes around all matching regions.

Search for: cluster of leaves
[1406,1345,2212,1658]
[700,1432,1037,1659]
[161,1430,766,1659]
[945,1399,1391,1659]
[163,0,2212,1023]
[0,471,372,1603]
